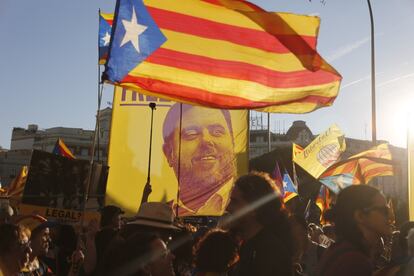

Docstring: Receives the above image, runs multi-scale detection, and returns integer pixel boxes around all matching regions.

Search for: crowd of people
[1,171,414,276]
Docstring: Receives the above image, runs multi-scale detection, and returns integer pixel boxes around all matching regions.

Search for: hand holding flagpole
[141,102,156,204]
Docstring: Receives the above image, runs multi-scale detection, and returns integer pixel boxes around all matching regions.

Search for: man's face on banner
[163,106,235,191]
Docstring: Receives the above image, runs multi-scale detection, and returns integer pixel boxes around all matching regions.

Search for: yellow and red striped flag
[7,166,28,198]
[320,143,394,185]
[104,0,341,113]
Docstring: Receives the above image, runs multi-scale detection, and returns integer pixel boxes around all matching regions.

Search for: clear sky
[1,0,413,149]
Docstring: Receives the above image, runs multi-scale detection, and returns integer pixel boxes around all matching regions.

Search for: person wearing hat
[14,215,54,275]
[122,202,180,241]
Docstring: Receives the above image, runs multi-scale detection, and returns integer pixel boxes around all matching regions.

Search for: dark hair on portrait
[233,171,293,257]
[331,185,381,253]
[162,103,234,145]
[193,229,239,273]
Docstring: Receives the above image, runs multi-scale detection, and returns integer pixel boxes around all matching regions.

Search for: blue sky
[1,0,413,148]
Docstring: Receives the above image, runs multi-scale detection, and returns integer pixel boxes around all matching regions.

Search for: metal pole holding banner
[176,103,183,216]
[141,102,157,204]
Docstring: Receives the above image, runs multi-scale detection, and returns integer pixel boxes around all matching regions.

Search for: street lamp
[367,0,377,144]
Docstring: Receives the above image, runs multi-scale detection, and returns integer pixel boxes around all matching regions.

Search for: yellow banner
[106,87,249,216]
[293,124,346,179]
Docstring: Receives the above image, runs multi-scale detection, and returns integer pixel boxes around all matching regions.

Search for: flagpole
[141,102,156,204]
[267,113,271,153]
[97,9,102,162]
[77,9,104,242]
[248,110,251,164]
[367,0,377,144]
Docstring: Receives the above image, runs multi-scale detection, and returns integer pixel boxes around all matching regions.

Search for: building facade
[0,108,111,186]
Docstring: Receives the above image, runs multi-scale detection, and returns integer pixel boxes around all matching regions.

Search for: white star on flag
[102,32,111,46]
[120,7,148,53]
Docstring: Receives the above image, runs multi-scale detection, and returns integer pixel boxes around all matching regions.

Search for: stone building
[0,108,111,186]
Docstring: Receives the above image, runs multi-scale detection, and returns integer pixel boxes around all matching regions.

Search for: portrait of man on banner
[162,104,236,216]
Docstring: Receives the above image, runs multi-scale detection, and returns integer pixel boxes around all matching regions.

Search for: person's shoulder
[317,241,372,276]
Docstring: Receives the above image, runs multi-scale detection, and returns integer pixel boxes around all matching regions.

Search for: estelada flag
[99,12,114,65]
[293,124,346,179]
[53,138,75,159]
[104,0,342,113]
[282,171,298,203]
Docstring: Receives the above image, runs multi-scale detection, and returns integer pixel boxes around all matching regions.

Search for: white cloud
[326,36,371,63]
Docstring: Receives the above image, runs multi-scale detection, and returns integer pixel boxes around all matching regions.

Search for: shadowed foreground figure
[103,232,175,276]
[225,172,294,276]
[193,229,239,276]
[316,185,393,276]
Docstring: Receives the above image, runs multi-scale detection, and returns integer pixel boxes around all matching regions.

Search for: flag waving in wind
[319,143,394,192]
[99,12,114,64]
[104,0,342,112]
[293,124,346,179]
[53,138,76,159]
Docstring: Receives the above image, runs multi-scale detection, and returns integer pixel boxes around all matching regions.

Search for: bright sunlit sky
[1,0,413,149]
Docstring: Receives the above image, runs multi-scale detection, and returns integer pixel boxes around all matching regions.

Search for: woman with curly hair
[225,171,293,276]
[193,229,239,276]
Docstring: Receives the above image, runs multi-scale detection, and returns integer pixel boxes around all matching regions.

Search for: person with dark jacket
[316,185,393,276]
[225,172,293,276]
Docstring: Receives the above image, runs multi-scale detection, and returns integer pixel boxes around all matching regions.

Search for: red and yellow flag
[320,143,394,184]
[53,138,76,159]
[105,0,341,113]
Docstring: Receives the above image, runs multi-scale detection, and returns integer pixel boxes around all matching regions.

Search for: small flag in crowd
[99,12,114,65]
[319,173,354,194]
[53,138,75,159]
[104,0,342,113]
[6,166,28,198]
[282,171,298,203]
[272,161,284,193]
[292,143,304,159]
[320,143,394,191]
[316,185,330,214]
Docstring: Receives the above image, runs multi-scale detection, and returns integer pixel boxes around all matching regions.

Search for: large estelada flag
[99,12,114,64]
[103,0,342,113]
[320,143,394,193]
